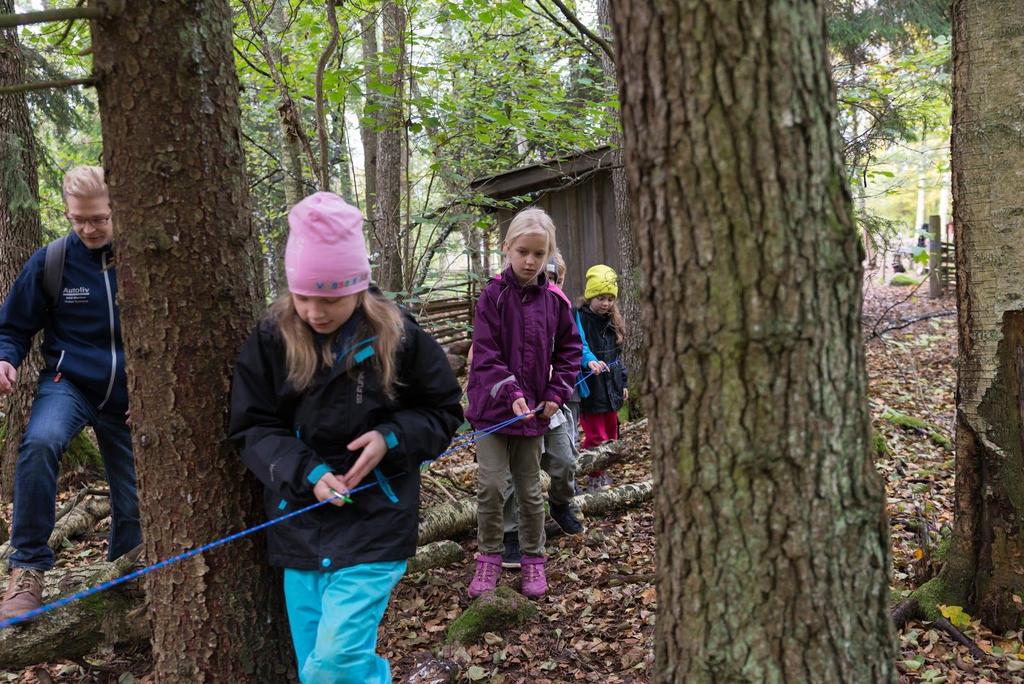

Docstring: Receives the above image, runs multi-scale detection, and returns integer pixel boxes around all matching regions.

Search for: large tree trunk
[91,3,292,679]
[374,0,405,293]
[610,2,896,681]
[920,0,1024,633]
[0,2,43,509]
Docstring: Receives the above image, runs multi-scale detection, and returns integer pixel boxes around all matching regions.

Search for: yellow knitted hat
[584,264,618,300]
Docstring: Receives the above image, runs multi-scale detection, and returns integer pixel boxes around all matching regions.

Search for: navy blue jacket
[228,305,463,571]
[0,233,128,413]
[577,305,627,415]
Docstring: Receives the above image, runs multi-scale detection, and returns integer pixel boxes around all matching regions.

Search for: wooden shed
[469,146,621,303]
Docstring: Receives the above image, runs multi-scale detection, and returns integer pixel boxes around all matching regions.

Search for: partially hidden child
[577,264,628,490]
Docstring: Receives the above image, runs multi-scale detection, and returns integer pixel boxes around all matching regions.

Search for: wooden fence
[407,279,478,347]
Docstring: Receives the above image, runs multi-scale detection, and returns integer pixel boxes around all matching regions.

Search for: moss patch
[881,408,951,450]
[446,586,538,645]
[872,430,891,458]
[62,431,103,472]
[890,273,922,287]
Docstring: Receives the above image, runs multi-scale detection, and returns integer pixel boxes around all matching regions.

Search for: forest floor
[2,277,1021,683]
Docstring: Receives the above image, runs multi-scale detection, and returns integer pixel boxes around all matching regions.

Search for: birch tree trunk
[912,0,1024,633]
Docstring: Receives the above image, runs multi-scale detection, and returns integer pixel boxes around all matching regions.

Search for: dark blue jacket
[0,233,128,413]
[577,305,627,415]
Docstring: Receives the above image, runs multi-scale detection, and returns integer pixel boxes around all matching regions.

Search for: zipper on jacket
[54,350,66,383]
[98,252,117,410]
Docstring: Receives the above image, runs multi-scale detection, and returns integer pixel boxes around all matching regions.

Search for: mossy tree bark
[91,2,292,679]
[924,0,1024,633]
[609,1,896,681]
[0,0,43,507]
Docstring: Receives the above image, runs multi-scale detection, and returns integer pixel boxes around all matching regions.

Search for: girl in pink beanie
[229,192,463,683]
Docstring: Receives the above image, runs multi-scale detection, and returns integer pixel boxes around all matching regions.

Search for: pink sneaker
[468,554,502,598]
[520,555,547,598]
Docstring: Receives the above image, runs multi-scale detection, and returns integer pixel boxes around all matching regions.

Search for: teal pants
[283,560,407,684]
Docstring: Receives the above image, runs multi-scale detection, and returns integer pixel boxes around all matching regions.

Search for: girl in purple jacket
[465,208,582,598]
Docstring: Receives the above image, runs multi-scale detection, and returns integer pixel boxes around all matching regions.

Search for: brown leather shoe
[0,568,44,621]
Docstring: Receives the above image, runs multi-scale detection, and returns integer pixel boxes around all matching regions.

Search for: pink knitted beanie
[285,192,371,297]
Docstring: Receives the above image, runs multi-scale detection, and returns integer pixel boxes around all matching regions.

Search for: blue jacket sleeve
[0,249,47,368]
[576,310,598,369]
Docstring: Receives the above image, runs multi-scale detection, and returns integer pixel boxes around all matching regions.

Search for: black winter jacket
[577,306,627,415]
[228,308,463,571]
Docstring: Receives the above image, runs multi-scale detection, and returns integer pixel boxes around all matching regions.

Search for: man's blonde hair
[62,166,108,201]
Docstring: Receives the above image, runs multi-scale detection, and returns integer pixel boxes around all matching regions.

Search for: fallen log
[417,479,655,546]
[0,496,110,572]
[0,539,468,668]
[572,480,654,516]
[0,548,146,670]
[573,441,623,478]
[407,540,465,574]
[436,433,639,483]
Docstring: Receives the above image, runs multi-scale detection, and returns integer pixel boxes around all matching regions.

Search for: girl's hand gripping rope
[512,397,534,420]
[313,471,350,507]
[538,401,560,419]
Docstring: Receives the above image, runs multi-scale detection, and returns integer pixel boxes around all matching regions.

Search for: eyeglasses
[66,214,111,228]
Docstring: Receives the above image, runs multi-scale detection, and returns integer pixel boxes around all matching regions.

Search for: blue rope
[0,359,622,631]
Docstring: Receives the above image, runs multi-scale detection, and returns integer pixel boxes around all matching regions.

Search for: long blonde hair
[503,207,557,265]
[271,290,404,396]
[579,296,626,346]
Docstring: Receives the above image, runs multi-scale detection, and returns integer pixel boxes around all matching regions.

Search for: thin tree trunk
[92,2,292,679]
[610,2,896,681]
[915,0,1024,633]
[595,0,642,417]
[374,0,405,293]
[269,0,307,207]
[0,0,43,507]
[335,96,355,201]
[360,9,380,226]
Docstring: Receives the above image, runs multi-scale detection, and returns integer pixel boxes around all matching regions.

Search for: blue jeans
[9,374,141,571]
[284,560,406,684]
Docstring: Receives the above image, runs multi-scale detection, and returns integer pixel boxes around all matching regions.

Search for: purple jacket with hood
[466,266,582,437]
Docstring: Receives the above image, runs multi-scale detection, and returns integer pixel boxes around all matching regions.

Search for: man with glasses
[0,165,140,621]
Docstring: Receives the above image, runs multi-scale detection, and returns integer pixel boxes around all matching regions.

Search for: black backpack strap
[43,235,69,310]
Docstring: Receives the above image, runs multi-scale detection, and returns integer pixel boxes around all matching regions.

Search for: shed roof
[469,146,615,200]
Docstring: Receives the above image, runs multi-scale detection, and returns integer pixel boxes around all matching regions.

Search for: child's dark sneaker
[520,555,548,598]
[501,531,522,569]
[468,554,502,598]
[550,503,585,535]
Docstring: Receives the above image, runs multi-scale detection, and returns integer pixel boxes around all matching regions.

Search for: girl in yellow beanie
[576,265,628,490]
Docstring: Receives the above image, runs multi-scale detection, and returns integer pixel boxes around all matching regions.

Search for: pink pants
[580,411,619,450]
